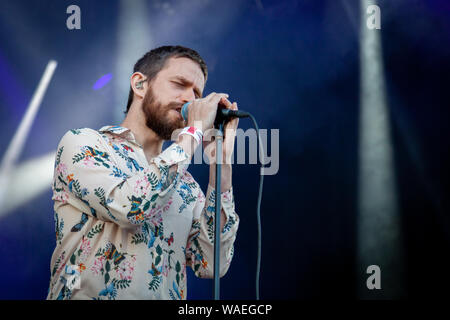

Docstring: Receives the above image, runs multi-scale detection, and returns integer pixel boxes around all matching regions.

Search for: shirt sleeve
[185,183,239,278]
[53,129,190,228]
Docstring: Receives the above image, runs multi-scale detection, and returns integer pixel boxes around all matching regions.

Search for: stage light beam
[0,60,57,215]
[357,0,405,299]
[114,0,152,122]
[0,152,55,216]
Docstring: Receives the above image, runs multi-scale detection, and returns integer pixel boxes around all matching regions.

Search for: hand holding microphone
[175,93,229,157]
[181,93,250,132]
[177,92,249,160]
[182,92,230,132]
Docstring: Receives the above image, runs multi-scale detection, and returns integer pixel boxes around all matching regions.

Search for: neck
[120,101,164,160]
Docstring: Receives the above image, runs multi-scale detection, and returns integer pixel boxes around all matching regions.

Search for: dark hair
[124,45,208,114]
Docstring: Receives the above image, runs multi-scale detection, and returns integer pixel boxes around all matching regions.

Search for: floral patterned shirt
[47,125,239,300]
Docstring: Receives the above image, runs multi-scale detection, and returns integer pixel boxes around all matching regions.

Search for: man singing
[47,45,240,300]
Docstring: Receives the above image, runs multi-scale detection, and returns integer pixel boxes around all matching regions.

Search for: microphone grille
[181,102,191,121]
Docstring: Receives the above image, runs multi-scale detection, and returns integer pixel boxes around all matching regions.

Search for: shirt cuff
[153,143,189,166]
[205,184,235,221]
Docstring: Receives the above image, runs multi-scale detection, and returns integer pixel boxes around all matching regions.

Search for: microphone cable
[247,113,265,300]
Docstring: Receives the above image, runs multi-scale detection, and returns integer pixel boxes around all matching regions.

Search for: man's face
[142,56,205,140]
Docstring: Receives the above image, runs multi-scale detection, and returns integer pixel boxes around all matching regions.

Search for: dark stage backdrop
[0,0,449,299]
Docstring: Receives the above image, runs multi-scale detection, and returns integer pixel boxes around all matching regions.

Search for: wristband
[178,126,203,144]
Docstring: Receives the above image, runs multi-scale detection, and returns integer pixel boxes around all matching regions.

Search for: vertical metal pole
[213,123,224,300]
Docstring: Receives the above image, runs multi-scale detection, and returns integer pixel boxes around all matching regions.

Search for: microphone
[181,101,250,128]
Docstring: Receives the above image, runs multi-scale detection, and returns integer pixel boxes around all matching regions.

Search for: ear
[130,72,147,99]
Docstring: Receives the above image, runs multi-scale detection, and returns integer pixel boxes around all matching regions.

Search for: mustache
[166,101,184,110]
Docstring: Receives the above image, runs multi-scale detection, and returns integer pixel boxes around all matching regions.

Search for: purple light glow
[93,73,113,90]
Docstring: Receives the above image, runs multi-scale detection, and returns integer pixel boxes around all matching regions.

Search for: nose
[180,88,196,103]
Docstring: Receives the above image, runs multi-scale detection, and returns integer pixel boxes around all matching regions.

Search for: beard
[142,87,185,140]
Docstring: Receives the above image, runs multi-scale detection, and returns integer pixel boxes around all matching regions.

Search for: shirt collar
[98,125,143,148]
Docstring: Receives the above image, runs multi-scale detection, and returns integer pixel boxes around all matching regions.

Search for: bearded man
[47,45,240,300]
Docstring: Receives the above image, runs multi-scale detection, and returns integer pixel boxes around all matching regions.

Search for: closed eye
[172,81,184,87]
[172,81,200,98]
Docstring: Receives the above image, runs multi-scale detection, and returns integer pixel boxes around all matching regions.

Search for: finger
[220,96,233,109]
[209,94,229,107]
[201,92,216,101]
[205,91,221,98]
[223,124,238,151]
[224,117,239,137]
[226,117,239,130]
[208,92,228,102]
[225,104,239,126]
